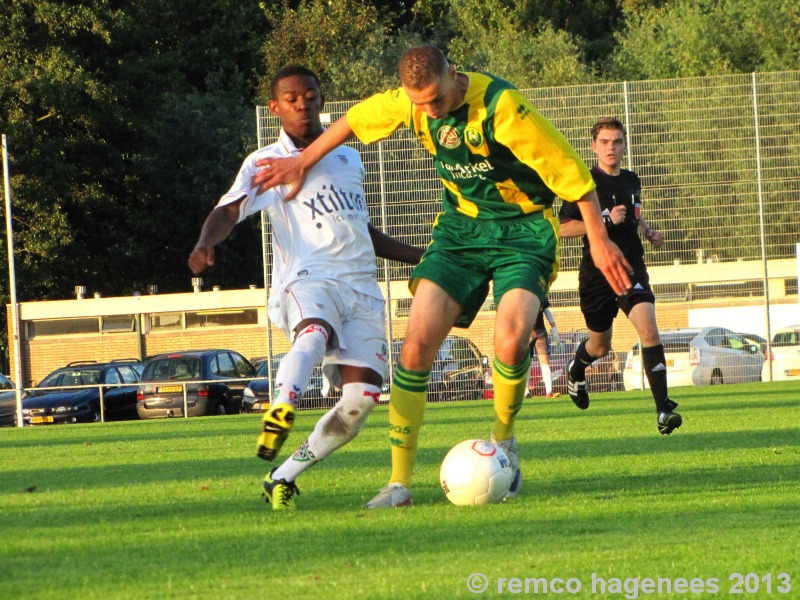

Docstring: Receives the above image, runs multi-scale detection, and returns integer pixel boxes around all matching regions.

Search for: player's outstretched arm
[188,202,241,275]
[575,190,632,295]
[368,224,425,264]
[558,217,586,238]
[251,116,356,199]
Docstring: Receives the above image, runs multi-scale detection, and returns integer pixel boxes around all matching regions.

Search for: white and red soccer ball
[440,439,513,505]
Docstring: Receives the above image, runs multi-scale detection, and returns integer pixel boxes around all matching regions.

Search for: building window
[185,309,258,329]
[28,318,99,338]
[101,315,136,333]
[150,313,183,331]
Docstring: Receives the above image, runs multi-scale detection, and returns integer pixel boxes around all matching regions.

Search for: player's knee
[494,336,529,365]
[591,341,612,358]
[288,323,328,361]
[294,323,329,349]
[331,383,381,439]
[399,338,438,371]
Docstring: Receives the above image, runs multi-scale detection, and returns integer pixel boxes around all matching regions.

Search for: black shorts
[579,260,655,333]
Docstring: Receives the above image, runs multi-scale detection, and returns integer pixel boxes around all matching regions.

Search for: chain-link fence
[256,71,800,399]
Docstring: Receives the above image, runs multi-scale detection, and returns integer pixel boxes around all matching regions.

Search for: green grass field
[1,382,798,599]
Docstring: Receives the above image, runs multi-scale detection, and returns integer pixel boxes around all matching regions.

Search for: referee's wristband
[603,214,614,229]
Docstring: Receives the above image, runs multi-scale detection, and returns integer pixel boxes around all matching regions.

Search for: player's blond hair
[398,45,449,90]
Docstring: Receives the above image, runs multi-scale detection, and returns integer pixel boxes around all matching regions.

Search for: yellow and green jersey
[346,71,595,220]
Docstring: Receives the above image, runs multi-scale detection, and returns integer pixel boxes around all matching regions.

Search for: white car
[624,326,764,390]
[762,324,800,382]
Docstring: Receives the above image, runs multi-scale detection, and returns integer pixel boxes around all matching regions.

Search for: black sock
[570,340,595,379]
[642,343,670,411]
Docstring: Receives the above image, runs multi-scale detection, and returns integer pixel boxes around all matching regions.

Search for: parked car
[249,356,269,372]
[762,324,800,382]
[738,332,768,356]
[242,353,341,413]
[624,326,764,390]
[383,335,485,403]
[137,349,256,418]
[0,374,19,427]
[20,359,143,425]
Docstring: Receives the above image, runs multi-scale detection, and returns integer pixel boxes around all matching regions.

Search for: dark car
[242,353,341,413]
[383,335,486,403]
[20,359,143,425]
[0,373,19,427]
[137,349,256,418]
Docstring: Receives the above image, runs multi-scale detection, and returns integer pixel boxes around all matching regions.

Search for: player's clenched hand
[646,228,665,249]
[188,246,214,275]
[610,205,626,225]
[252,156,306,200]
[591,239,632,296]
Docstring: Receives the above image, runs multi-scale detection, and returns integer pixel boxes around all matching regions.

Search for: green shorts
[410,210,559,327]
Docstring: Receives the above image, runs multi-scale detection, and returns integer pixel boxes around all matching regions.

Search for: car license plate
[31,416,54,424]
[787,369,800,376]
[158,385,183,393]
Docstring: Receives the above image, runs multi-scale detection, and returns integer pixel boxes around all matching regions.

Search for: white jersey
[217,129,381,311]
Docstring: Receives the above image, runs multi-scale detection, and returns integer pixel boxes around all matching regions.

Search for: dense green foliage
[1,0,798,364]
[1,382,798,598]
[0,0,267,303]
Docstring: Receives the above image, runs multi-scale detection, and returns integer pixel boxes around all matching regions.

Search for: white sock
[273,324,328,407]
[272,382,381,482]
[541,364,552,394]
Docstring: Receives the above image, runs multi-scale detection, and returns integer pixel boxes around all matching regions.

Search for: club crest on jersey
[437,126,461,149]
[464,127,484,150]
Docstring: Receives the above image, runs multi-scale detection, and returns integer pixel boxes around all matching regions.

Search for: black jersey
[559,165,645,272]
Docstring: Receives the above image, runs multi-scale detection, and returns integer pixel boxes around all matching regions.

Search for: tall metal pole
[751,73,772,381]
[2,134,24,427]
[623,81,633,171]
[377,140,395,382]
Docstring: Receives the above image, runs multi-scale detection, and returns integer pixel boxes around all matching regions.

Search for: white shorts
[268,278,389,388]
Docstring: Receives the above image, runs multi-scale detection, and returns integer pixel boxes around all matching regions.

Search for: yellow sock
[387,365,429,488]
[491,356,530,441]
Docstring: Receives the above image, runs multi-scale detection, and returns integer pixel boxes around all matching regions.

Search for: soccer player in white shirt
[188,66,423,510]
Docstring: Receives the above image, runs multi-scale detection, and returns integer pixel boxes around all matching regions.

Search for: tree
[0,0,268,367]
[259,0,400,102]
[610,0,800,80]
[0,0,268,294]
[438,0,595,88]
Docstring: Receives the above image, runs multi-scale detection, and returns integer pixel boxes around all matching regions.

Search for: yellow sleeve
[346,88,412,145]
[493,89,595,202]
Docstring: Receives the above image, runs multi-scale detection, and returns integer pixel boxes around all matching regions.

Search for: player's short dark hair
[591,117,626,141]
[399,45,449,89]
[270,65,321,99]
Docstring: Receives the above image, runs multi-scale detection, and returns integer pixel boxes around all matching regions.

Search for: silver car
[624,326,764,390]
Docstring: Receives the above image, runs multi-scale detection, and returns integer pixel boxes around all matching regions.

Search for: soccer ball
[440,439,513,505]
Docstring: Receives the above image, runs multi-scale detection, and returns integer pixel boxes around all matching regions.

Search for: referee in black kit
[558,117,682,435]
